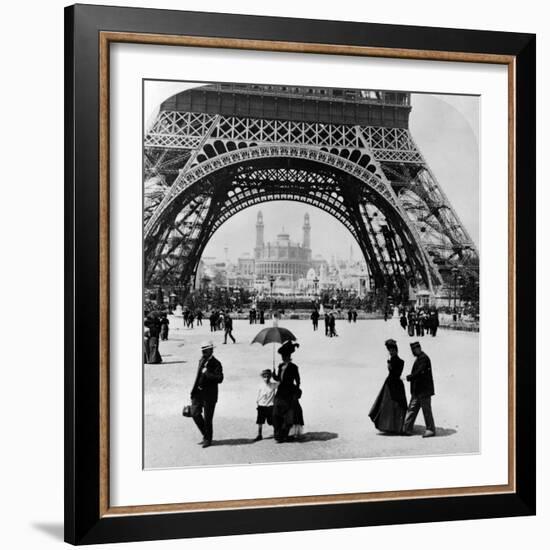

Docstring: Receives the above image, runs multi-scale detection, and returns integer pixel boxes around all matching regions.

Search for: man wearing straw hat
[190,340,224,448]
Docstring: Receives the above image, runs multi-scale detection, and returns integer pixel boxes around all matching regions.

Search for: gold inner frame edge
[98,31,517,517]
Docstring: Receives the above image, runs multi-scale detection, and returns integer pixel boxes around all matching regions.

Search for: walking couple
[368,339,436,437]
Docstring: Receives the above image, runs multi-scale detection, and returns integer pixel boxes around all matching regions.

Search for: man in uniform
[190,341,224,448]
[403,341,436,437]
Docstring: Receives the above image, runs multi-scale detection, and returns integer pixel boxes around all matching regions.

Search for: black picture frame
[65,3,536,545]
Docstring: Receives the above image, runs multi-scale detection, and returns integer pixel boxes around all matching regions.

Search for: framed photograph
[65,4,536,545]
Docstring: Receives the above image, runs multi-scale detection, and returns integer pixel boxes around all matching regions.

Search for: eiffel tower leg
[145,188,214,289]
[175,192,227,298]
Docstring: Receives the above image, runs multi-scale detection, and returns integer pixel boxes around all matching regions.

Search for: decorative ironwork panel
[144,145,401,237]
[145,111,218,149]
[143,89,478,295]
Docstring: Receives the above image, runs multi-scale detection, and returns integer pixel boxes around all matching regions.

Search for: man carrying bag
[188,340,224,448]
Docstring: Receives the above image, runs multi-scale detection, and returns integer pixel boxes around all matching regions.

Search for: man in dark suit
[324,313,330,336]
[329,313,337,337]
[190,341,224,448]
[223,313,236,344]
[403,341,436,437]
[310,309,319,331]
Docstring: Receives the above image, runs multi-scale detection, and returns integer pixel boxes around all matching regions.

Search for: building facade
[199,210,371,296]
[254,212,313,282]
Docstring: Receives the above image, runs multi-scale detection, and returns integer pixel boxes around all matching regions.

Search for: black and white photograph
[0,0,542,545]
[142,81,480,469]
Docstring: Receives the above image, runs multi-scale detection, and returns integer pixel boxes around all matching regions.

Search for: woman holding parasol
[250,326,304,442]
[272,341,304,443]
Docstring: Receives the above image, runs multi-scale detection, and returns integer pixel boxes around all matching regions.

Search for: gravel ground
[144,316,479,469]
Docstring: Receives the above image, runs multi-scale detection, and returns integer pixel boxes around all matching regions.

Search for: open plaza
[144,315,479,469]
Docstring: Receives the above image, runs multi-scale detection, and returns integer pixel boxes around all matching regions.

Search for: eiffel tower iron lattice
[144,84,478,302]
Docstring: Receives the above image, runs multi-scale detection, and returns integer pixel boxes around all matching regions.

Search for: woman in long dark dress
[272,341,303,443]
[407,311,415,337]
[144,315,162,364]
[368,339,407,433]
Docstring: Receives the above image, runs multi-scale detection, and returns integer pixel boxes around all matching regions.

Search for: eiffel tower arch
[144,84,478,303]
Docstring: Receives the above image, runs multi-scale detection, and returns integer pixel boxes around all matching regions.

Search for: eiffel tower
[144,84,478,303]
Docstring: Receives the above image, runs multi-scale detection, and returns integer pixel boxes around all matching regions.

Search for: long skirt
[289,399,305,437]
[273,395,299,440]
[293,400,304,426]
[368,379,407,433]
[143,337,150,364]
[146,336,162,364]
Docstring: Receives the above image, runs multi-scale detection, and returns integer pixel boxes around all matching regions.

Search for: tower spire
[302,212,311,250]
[255,210,264,259]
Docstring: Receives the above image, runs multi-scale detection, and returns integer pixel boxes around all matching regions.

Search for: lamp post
[313,276,319,304]
[269,275,275,317]
[474,280,480,320]
[453,274,463,310]
[450,266,458,309]
[456,275,464,311]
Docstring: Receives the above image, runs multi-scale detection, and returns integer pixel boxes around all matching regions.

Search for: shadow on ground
[376,426,457,437]
[297,431,338,443]
[212,432,338,446]
[213,437,258,446]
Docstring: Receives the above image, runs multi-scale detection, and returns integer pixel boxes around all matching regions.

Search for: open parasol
[251,326,297,368]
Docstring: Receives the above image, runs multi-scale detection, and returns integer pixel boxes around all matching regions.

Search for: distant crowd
[144,307,239,364]
[398,307,440,337]
[143,305,442,366]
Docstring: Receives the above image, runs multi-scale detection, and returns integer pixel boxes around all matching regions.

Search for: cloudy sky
[145,82,479,263]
